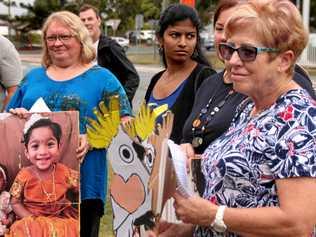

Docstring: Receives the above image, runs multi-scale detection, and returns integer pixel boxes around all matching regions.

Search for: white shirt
[92,39,99,65]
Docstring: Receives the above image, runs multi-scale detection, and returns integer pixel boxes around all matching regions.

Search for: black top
[145,63,216,144]
[97,35,140,105]
[182,71,246,154]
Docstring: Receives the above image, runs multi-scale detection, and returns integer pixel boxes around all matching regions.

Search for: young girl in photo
[7,114,79,236]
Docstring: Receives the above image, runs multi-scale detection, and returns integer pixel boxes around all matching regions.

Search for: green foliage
[28,31,42,44]
[1,0,314,36]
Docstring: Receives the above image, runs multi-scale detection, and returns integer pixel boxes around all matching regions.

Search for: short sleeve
[10,169,28,199]
[99,70,132,117]
[5,77,28,111]
[0,38,22,88]
[66,168,79,191]
[268,104,316,179]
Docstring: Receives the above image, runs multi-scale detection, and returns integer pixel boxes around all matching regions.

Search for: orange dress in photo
[6,163,79,237]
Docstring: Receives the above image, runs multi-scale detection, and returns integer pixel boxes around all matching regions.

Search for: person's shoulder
[55,163,74,173]
[0,36,18,56]
[98,35,121,49]
[150,70,165,83]
[197,63,216,74]
[0,35,14,47]
[24,67,46,80]
[86,65,114,77]
[285,89,314,103]
[199,70,224,87]
[276,89,315,116]
[15,167,32,181]
[84,65,119,86]
[55,163,78,179]
[26,66,45,74]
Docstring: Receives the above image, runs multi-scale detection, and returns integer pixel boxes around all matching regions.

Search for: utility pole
[302,0,310,30]
[8,0,11,40]
[300,0,310,65]
[161,0,169,11]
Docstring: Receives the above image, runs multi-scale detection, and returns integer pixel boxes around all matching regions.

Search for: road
[21,62,160,112]
[22,61,316,113]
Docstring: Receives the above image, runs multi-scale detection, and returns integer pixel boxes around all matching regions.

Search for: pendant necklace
[191,88,235,148]
[35,164,56,202]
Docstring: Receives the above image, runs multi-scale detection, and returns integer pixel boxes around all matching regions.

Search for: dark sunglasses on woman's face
[219,43,279,62]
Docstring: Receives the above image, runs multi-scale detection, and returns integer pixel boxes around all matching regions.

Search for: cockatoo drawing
[87,96,171,236]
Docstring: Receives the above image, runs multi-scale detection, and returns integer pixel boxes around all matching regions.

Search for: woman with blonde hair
[6,11,131,237]
[150,0,316,236]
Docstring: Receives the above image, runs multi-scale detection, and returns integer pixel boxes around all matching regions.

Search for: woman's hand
[8,108,29,119]
[77,134,90,163]
[173,192,217,226]
[146,221,194,237]
[120,115,133,125]
[180,143,195,160]
[180,143,196,172]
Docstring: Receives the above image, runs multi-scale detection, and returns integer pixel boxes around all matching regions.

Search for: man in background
[79,4,140,107]
[0,35,22,111]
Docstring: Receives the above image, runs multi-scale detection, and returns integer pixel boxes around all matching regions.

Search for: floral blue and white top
[195,89,316,237]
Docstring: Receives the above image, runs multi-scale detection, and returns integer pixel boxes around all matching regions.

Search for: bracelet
[210,205,227,233]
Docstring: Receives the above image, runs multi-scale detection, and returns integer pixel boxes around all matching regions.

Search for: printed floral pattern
[194,89,316,237]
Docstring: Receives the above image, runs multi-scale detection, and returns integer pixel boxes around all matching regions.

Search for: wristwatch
[210,205,227,233]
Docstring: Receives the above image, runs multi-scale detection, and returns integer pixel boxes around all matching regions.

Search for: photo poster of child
[0,111,79,236]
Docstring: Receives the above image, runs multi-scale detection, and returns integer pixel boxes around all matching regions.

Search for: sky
[0,0,34,17]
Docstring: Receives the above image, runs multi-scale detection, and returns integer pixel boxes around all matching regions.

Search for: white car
[112,37,129,51]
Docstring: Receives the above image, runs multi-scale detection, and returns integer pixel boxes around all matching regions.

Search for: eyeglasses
[219,43,279,62]
[45,34,74,43]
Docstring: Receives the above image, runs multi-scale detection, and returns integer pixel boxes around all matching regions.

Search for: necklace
[191,87,235,148]
[35,164,56,202]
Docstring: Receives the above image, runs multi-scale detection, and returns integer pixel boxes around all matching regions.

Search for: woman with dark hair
[144,3,216,144]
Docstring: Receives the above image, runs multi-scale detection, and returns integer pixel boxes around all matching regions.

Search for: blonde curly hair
[41,11,96,68]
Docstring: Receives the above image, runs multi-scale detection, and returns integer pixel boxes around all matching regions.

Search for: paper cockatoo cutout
[87,96,172,237]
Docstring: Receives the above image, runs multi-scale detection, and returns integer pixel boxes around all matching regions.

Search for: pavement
[18,49,316,89]
[18,50,163,72]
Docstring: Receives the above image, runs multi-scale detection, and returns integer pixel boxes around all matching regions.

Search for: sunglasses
[219,43,279,62]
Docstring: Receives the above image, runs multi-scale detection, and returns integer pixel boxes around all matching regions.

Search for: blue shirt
[148,79,187,123]
[7,65,132,203]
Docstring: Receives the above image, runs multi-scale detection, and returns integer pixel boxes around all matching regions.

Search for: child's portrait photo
[0,111,79,236]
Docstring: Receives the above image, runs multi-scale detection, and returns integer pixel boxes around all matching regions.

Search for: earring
[18,154,22,169]
[158,45,164,55]
[192,48,198,58]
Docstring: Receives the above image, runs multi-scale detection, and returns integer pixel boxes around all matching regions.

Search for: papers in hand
[167,140,193,198]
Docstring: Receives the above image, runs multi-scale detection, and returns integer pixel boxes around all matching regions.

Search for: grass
[99,195,115,237]
[99,169,115,237]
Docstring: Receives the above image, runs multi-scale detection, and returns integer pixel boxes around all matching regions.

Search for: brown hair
[225,0,308,72]
[213,0,245,27]
[79,4,100,18]
[41,11,96,68]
